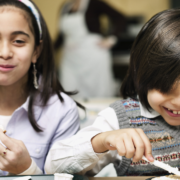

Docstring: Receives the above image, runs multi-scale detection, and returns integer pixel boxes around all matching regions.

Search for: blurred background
[33,0,180,177]
[32,0,180,128]
[34,0,171,95]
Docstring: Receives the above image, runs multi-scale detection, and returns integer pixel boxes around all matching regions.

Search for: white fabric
[45,102,160,175]
[140,102,160,118]
[59,0,116,98]
[18,159,42,175]
[0,115,11,129]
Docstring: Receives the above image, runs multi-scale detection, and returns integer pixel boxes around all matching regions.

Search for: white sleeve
[18,158,43,175]
[45,107,120,175]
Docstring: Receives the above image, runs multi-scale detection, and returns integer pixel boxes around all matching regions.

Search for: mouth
[164,107,180,117]
[0,65,15,72]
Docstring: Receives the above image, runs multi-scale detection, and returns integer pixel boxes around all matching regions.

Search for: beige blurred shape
[33,0,170,40]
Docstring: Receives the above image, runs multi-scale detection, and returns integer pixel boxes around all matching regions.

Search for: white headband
[18,0,42,39]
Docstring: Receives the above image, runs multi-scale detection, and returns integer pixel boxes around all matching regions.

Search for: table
[0,175,154,180]
[89,177,154,180]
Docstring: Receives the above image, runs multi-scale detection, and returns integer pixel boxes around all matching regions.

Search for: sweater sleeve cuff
[18,158,43,175]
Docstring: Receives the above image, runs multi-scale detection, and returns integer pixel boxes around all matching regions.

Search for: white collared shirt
[139,102,160,118]
[45,101,160,176]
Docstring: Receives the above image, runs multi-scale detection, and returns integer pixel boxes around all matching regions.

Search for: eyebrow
[11,31,30,38]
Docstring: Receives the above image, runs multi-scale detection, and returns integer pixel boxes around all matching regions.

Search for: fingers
[0,142,11,159]
[0,130,17,151]
[0,143,12,170]
[121,134,135,158]
[0,145,20,172]
[0,131,25,160]
[0,154,9,171]
[131,129,148,162]
[104,130,136,158]
[136,129,154,162]
[93,129,153,163]
[118,129,144,160]
[104,129,153,162]
[0,125,6,133]
[109,137,127,156]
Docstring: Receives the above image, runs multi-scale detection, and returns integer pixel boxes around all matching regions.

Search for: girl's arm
[45,107,119,175]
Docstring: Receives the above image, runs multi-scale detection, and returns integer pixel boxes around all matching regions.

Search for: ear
[31,40,43,63]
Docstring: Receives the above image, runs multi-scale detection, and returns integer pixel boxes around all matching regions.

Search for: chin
[0,81,13,86]
[165,119,180,126]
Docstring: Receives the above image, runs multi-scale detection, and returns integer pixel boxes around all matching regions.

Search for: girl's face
[148,83,180,126]
[0,7,39,87]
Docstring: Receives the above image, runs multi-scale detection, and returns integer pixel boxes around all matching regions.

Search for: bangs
[146,55,180,94]
[121,8,180,111]
[138,21,180,94]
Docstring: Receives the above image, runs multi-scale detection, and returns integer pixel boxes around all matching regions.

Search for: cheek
[147,90,165,109]
[16,48,34,64]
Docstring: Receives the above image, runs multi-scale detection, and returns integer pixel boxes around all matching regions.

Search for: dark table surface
[0,175,156,180]
[0,174,89,180]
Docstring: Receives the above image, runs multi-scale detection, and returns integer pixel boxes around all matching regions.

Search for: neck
[0,79,29,116]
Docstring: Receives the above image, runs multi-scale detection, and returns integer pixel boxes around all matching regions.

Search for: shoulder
[110,98,141,119]
[110,98,140,109]
[41,92,78,116]
[47,92,76,105]
[98,107,118,122]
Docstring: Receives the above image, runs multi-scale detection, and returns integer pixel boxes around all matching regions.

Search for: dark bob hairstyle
[0,0,83,132]
[121,8,180,111]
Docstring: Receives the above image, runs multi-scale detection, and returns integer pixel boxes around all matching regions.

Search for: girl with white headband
[0,0,83,176]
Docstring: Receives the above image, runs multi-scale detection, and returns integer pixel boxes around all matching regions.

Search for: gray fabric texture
[110,98,180,176]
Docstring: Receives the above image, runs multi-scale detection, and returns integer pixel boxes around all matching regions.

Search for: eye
[14,40,25,44]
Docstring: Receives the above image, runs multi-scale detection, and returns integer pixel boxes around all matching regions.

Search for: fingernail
[148,155,154,162]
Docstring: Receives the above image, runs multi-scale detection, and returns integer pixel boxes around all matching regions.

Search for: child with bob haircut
[0,0,83,176]
[45,8,180,176]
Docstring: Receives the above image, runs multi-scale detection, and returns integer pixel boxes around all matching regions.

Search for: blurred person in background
[54,0,127,99]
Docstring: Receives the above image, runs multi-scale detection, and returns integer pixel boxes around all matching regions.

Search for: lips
[0,65,15,68]
[0,64,15,72]
[164,107,180,117]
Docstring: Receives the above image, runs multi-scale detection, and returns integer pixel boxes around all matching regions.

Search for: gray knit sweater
[110,98,180,176]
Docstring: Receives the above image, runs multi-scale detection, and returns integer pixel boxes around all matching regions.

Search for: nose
[0,41,13,60]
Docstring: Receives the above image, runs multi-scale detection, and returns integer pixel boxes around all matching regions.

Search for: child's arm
[91,129,154,162]
[45,107,154,175]
[45,107,119,175]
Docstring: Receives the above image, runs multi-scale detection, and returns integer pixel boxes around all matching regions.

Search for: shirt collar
[19,95,43,122]
[139,101,160,118]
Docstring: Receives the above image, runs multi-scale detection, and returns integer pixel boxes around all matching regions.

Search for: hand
[91,129,154,162]
[0,130,32,174]
[97,37,117,49]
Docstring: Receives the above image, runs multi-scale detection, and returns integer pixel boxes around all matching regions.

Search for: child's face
[148,83,180,126]
[0,7,39,87]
